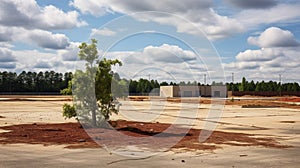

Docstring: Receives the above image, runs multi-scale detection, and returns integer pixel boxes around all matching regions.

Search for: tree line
[1,71,300,94]
[0,71,73,93]
[227,77,300,92]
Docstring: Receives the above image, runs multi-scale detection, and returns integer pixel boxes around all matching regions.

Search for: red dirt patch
[278,97,300,102]
[226,99,300,109]
[0,120,289,150]
[166,97,300,109]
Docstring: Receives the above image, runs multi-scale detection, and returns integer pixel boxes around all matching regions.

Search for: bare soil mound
[0,120,289,150]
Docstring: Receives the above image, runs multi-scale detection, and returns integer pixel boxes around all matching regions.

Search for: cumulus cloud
[248,27,299,48]
[104,44,205,81]
[144,44,196,63]
[0,47,17,70]
[108,44,197,65]
[0,0,85,50]
[70,0,300,41]
[10,49,77,73]
[91,28,116,36]
[236,48,283,62]
[59,42,80,61]
[10,28,70,49]
[70,0,244,40]
[236,3,300,29]
[0,62,16,69]
[225,0,278,9]
[0,47,17,62]
[0,26,13,42]
[224,27,300,82]
[26,30,70,49]
[33,60,52,69]
[0,0,86,30]
[70,0,212,16]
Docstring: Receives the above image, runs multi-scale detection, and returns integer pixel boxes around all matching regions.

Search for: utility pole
[204,74,206,85]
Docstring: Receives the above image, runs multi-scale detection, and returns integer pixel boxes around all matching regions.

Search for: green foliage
[0,71,72,93]
[62,39,122,126]
[78,39,98,66]
[62,104,76,120]
[239,77,247,91]
[95,58,122,120]
[160,81,169,86]
[60,80,72,95]
[128,78,160,95]
[227,77,300,92]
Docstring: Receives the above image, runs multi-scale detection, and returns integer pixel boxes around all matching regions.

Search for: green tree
[249,80,256,91]
[160,81,169,86]
[129,80,138,94]
[60,80,72,95]
[62,39,122,127]
[95,58,122,120]
[239,77,247,91]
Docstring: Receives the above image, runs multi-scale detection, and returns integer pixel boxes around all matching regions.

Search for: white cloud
[70,0,300,41]
[70,0,212,16]
[0,0,86,30]
[0,0,85,50]
[0,47,17,70]
[248,27,300,48]
[144,44,197,63]
[0,26,13,42]
[69,0,112,16]
[0,47,78,73]
[59,42,80,61]
[12,28,71,49]
[70,0,244,40]
[236,3,300,29]
[91,28,116,36]
[225,0,278,9]
[0,62,16,69]
[33,60,52,69]
[105,44,204,81]
[0,47,17,62]
[224,27,300,82]
[236,48,283,62]
[107,44,197,64]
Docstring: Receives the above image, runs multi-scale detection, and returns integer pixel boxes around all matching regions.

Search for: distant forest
[0,71,300,94]
[227,77,300,92]
[0,71,72,94]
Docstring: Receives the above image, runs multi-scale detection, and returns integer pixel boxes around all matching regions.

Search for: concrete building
[160,85,227,98]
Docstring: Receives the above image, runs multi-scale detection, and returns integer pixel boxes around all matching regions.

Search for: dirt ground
[0,120,288,151]
[0,95,299,167]
[0,95,298,151]
[165,96,300,109]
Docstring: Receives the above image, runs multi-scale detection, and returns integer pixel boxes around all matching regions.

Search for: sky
[0,0,300,84]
